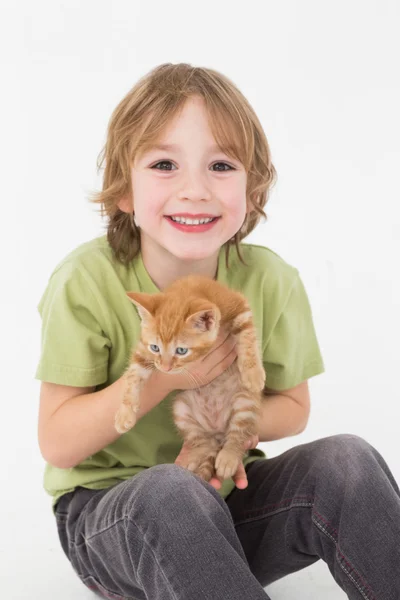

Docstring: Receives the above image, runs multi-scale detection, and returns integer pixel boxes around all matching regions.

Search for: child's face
[125,95,248,263]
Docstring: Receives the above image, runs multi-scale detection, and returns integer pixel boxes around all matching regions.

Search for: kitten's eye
[149,344,160,353]
[175,347,188,356]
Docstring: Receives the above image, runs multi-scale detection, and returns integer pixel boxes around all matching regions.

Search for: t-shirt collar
[132,245,229,293]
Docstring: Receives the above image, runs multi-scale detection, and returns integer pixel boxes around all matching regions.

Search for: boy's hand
[208,434,259,490]
[175,434,259,490]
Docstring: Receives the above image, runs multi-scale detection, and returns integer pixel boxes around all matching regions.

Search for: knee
[313,433,377,486]
[123,464,225,520]
[318,433,372,454]
[138,463,211,493]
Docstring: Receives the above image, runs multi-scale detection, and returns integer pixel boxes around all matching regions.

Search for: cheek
[135,200,163,225]
[132,174,169,221]
[219,178,247,218]
[172,355,187,369]
[145,348,159,363]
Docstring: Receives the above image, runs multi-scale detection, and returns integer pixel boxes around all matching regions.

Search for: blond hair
[88,63,277,267]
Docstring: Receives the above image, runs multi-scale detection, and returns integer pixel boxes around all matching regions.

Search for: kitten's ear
[126,292,159,322]
[186,305,221,332]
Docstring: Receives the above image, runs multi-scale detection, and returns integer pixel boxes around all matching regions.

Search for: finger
[175,454,184,466]
[212,327,228,344]
[232,462,248,489]
[202,334,227,360]
[214,331,232,353]
[208,475,222,490]
[224,345,238,365]
[224,333,237,349]
[175,444,190,466]
[208,345,237,377]
[244,435,259,450]
[217,325,230,339]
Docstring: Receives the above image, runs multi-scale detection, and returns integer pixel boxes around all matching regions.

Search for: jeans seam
[234,496,377,600]
[69,526,139,600]
[312,510,377,600]
[84,531,137,598]
[241,496,315,516]
[63,521,136,600]
[75,515,127,548]
[234,498,314,527]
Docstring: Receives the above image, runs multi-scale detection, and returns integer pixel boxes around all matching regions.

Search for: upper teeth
[170,216,215,225]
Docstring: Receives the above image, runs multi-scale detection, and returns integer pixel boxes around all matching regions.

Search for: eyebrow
[146,143,224,154]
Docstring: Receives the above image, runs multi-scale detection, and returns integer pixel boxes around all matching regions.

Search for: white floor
[266,562,347,599]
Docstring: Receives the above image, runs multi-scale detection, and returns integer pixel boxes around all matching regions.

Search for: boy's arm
[257,381,311,442]
[38,328,237,470]
[38,370,173,470]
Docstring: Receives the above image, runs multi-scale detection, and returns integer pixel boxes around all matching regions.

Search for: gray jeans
[54,434,400,599]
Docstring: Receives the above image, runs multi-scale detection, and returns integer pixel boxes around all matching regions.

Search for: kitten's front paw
[241,363,266,392]
[115,403,137,433]
[215,449,241,480]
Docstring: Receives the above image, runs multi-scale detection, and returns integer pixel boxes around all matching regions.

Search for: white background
[1,1,399,598]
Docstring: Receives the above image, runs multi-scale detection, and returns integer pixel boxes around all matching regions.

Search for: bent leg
[55,464,270,600]
[226,434,400,599]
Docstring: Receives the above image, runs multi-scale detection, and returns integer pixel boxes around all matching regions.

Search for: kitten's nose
[160,363,173,372]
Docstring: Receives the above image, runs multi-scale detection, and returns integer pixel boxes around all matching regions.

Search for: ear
[126,292,158,322]
[186,305,221,332]
[118,194,132,213]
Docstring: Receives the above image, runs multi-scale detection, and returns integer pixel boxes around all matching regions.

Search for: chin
[171,240,223,261]
[172,248,217,262]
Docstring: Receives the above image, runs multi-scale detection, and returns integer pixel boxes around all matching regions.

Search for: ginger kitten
[114,274,265,482]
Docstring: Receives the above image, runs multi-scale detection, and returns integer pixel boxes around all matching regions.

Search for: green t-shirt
[35,235,325,511]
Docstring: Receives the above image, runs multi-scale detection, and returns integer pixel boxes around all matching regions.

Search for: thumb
[232,461,248,490]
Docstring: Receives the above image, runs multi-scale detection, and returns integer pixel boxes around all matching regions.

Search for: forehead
[145,142,224,154]
[136,97,242,162]
[142,317,186,340]
[143,320,200,347]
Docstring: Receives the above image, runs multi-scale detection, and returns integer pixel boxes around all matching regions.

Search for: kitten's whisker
[182,368,205,389]
[192,370,208,387]
[182,367,197,387]
[193,373,207,387]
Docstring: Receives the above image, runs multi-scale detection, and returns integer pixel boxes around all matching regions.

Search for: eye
[211,162,234,172]
[151,161,176,171]
[175,347,188,356]
[151,161,235,172]
[149,344,160,353]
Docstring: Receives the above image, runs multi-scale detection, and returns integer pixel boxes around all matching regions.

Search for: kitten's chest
[174,365,241,433]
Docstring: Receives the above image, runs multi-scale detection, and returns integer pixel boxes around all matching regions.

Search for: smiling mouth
[166,215,219,225]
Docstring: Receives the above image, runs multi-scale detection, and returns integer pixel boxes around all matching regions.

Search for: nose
[160,363,173,372]
[177,168,212,203]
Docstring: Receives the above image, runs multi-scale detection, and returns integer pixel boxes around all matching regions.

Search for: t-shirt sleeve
[35,264,112,387]
[262,272,325,391]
